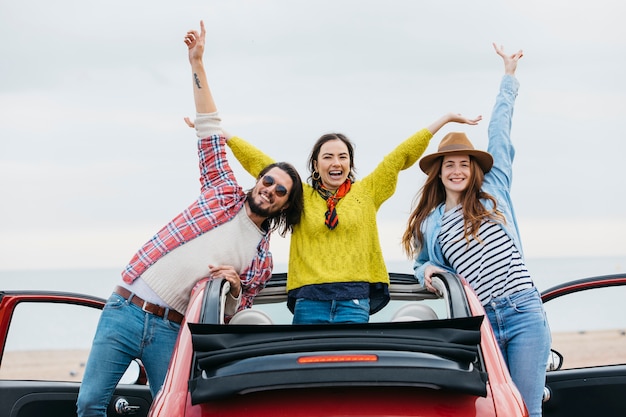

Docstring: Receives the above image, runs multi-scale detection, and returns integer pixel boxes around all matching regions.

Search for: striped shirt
[438,205,533,306]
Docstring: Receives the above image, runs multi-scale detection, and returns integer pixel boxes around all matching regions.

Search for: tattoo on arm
[193,73,202,89]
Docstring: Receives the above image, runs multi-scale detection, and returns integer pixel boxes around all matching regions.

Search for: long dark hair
[401,156,504,257]
[257,162,304,237]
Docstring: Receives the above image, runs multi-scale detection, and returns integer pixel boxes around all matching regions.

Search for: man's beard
[247,190,281,218]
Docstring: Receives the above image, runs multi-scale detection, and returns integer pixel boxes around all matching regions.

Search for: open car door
[541,274,626,417]
[0,290,153,417]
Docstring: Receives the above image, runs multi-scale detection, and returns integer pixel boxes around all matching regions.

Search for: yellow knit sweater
[227,128,432,291]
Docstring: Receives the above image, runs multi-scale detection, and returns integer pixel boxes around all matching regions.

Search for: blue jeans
[76,293,181,417]
[292,298,370,324]
[484,287,551,417]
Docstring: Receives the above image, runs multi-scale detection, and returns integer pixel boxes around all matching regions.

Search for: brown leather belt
[114,286,184,324]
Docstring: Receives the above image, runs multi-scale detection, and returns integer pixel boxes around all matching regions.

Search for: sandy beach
[1,329,625,382]
[0,348,90,382]
[550,328,626,369]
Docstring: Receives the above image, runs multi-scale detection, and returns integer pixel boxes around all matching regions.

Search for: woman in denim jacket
[401,44,551,417]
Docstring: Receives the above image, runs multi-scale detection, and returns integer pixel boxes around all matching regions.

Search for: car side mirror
[546,349,563,371]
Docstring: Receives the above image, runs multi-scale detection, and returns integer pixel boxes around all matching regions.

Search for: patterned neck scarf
[316,180,352,230]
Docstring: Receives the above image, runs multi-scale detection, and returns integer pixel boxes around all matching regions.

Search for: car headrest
[229,308,274,325]
[391,303,439,322]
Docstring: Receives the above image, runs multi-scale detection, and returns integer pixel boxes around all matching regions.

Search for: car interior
[224,272,460,325]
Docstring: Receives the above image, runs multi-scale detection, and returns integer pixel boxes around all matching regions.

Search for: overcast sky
[1,0,625,272]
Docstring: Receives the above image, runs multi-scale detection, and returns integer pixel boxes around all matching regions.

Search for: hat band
[438,143,475,152]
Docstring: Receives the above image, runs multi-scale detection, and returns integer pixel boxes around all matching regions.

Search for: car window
[543,285,626,370]
[0,301,100,381]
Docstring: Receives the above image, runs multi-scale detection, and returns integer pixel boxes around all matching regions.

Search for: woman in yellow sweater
[227,111,480,324]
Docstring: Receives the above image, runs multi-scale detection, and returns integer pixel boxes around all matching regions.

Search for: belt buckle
[142,300,167,319]
[141,300,152,314]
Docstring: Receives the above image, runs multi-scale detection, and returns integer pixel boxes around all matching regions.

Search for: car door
[541,274,626,417]
[0,291,153,417]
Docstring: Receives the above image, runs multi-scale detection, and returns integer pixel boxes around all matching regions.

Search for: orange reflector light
[297,354,379,364]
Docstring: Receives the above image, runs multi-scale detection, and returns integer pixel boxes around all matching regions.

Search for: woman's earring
[312,171,321,181]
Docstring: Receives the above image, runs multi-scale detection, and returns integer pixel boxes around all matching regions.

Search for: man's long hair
[257,162,304,237]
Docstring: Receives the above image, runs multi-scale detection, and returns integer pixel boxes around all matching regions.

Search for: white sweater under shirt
[121,208,262,316]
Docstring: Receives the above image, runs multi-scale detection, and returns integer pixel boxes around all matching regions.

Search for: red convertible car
[149,271,528,417]
[1,271,625,417]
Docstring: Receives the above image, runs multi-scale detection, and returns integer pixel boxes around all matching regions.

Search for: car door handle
[115,397,141,415]
[543,386,551,403]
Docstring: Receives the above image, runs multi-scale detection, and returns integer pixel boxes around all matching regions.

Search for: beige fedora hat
[419,132,493,174]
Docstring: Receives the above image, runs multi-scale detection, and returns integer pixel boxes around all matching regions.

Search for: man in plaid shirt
[77,20,303,417]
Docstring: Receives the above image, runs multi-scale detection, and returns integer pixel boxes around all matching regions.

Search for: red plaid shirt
[121,134,273,311]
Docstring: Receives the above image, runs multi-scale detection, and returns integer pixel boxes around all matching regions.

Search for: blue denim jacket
[413,75,525,285]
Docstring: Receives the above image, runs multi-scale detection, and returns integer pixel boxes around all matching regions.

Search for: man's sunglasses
[261,175,288,197]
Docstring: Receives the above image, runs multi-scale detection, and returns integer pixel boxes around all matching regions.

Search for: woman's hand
[427,113,482,135]
[424,264,445,293]
[448,113,483,125]
[493,43,523,76]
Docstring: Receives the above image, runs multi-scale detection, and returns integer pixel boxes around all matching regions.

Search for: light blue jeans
[292,298,370,324]
[76,293,181,417]
[484,287,551,417]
